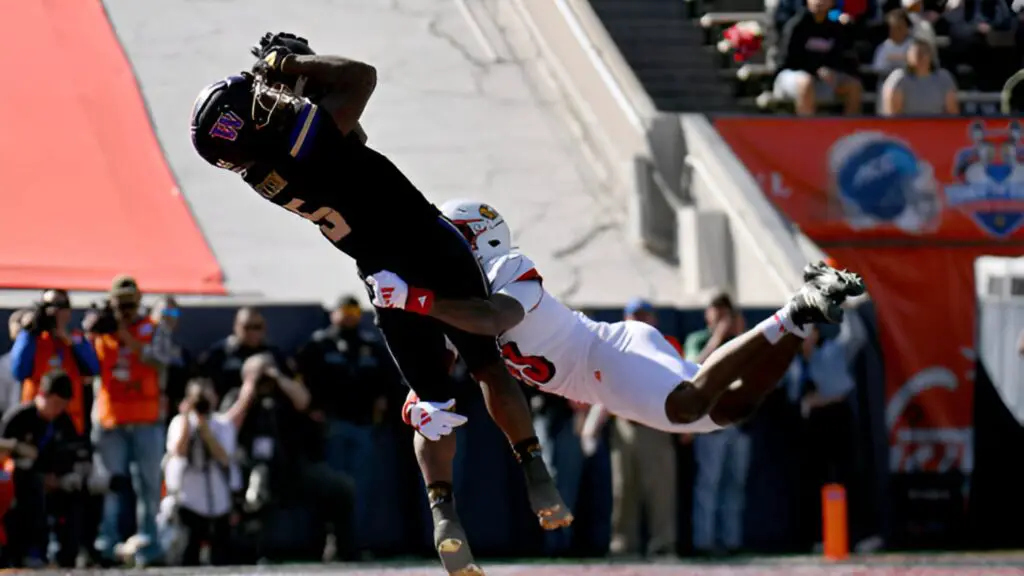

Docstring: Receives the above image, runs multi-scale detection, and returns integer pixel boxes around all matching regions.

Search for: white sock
[757,305,810,344]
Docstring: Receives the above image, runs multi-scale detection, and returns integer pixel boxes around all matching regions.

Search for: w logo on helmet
[478,204,498,220]
[210,111,245,141]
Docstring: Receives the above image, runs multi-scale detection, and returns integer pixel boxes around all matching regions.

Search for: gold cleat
[435,518,483,575]
[536,503,575,530]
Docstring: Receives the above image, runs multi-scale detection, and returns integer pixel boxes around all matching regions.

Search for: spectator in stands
[223,353,353,561]
[90,275,174,567]
[872,9,914,80]
[774,0,864,115]
[295,295,390,552]
[11,290,99,437]
[151,297,193,426]
[164,378,236,566]
[946,0,1018,91]
[784,324,858,551]
[0,311,32,415]
[1,371,90,568]
[685,294,750,557]
[198,307,290,401]
[879,29,960,114]
[608,299,677,558]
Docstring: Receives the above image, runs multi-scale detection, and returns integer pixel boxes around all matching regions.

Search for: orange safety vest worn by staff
[15,332,97,435]
[93,318,162,428]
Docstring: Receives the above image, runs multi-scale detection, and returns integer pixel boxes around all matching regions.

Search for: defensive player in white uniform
[366,200,864,574]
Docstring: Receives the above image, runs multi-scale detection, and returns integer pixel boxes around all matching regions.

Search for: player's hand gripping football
[405,398,468,442]
[366,271,434,314]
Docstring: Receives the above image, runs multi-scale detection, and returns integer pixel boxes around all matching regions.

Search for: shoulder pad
[486,252,541,293]
[358,328,380,343]
[312,328,331,342]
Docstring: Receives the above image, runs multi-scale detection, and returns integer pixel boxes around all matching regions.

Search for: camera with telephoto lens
[26,301,58,334]
[85,300,119,335]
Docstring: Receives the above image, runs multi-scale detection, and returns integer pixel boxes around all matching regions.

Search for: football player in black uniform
[189,33,570,575]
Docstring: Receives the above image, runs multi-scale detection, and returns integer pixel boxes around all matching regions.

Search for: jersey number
[500,342,556,387]
[283,198,352,243]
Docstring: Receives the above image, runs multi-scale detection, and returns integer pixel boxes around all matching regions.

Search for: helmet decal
[478,204,498,220]
[209,111,245,141]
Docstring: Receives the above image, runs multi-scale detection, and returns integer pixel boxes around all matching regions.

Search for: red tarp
[0,0,224,294]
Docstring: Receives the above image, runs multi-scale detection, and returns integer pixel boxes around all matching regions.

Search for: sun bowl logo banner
[827,131,942,235]
[945,120,1024,238]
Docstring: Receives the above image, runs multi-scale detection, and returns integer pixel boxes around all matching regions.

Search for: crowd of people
[758,0,1024,114]
[0,273,873,568]
[0,277,401,568]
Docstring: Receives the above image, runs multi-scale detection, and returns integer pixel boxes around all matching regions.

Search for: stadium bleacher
[698,3,1019,114]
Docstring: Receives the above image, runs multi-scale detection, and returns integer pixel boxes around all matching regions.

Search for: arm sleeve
[9,331,36,382]
[71,334,101,376]
[497,281,544,312]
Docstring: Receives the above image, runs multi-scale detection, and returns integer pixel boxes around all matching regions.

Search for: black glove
[250,31,315,61]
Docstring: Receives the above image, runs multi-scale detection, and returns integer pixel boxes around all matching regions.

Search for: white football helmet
[440,199,512,265]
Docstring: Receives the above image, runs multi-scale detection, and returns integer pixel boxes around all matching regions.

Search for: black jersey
[240,104,442,271]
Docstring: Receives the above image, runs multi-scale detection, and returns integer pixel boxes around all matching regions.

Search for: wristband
[401,393,420,427]
[406,286,435,315]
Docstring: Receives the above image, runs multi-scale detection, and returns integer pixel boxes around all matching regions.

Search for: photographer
[223,353,354,561]
[0,371,91,567]
[88,275,174,567]
[164,379,236,566]
[10,289,99,436]
[199,307,291,401]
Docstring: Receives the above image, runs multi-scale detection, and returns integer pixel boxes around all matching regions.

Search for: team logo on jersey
[209,111,245,141]
[478,204,498,220]
[254,171,288,199]
[945,121,1024,238]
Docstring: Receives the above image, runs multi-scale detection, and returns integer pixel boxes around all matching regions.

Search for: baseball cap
[111,275,140,298]
[624,298,654,316]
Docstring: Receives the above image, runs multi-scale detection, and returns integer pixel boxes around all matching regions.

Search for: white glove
[367,270,435,314]
[408,398,468,441]
[367,270,409,309]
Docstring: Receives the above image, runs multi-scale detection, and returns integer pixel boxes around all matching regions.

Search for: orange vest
[20,333,86,434]
[94,318,161,428]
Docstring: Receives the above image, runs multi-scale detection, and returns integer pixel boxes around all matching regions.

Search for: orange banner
[714,117,1024,474]
[715,118,1024,243]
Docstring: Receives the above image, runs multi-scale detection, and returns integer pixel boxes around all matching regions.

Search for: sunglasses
[163,308,180,319]
[243,323,265,332]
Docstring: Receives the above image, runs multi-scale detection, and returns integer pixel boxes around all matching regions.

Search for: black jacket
[776,10,856,75]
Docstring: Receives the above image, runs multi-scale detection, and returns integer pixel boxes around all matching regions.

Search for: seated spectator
[163,379,236,566]
[198,307,290,401]
[223,353,354,561]
[774,0,864,115]
[880,30,959,114]
[0,371,90,568]
[946,0,1018,91]
[872,10,914,80]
